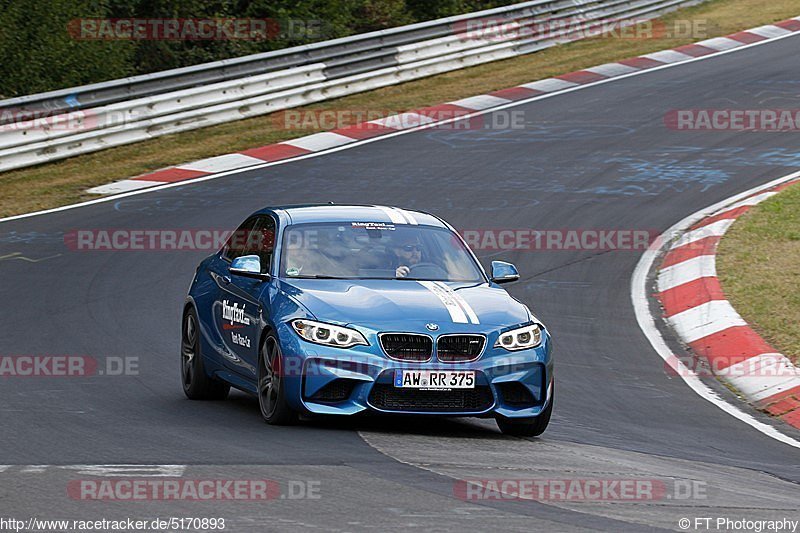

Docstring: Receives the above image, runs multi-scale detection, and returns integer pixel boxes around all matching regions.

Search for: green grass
[717,183,800,363]
[1,0,799,217]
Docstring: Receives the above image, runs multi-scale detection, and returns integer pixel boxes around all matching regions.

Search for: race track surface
[1,34,799,531]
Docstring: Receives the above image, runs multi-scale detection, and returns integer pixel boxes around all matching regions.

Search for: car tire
[181,307,230,401]
[496,382,553,437]
[258,336,299,425]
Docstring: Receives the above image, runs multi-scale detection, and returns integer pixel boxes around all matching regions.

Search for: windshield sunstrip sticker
[418,281,469,324]
[351,221,396,231]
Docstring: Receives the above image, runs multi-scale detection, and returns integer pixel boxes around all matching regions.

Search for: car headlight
[291,319,368,348]
[495,323,543,351]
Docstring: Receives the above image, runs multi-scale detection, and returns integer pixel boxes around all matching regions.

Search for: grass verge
[1,0,799,217]
[717,183,800,363]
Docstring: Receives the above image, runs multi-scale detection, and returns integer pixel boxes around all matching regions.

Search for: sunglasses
[400,244,423,252]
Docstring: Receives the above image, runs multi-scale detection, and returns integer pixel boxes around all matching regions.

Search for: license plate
[394,370,475,389]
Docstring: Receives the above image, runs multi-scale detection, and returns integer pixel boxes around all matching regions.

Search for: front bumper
[276,322,553,418]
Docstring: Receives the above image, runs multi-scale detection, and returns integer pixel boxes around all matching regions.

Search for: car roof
[260,204,448,228]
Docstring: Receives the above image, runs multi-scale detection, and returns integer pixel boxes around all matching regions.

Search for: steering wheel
[407,262,448,278]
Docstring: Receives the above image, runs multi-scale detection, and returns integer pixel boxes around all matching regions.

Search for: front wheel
[258,336,299,425]
[496,382,553,437]
[181,307,230,401]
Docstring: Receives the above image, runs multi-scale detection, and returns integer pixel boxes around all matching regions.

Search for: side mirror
[491,260,519,284]
[230,255,269,281]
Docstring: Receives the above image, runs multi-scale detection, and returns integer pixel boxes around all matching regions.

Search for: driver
[391,236,424,278]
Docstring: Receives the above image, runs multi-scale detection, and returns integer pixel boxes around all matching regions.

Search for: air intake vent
[307,379,356,403]
[497,382,537,406]
[369,384,493,412]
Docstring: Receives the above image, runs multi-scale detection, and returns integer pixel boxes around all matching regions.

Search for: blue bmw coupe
[182,205,553,436]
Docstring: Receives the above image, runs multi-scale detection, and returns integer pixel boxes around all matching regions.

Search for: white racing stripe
[374,205,407,224]
[436,281,480,324]
[372,206,419,224]
[393,207,418,225]
[418,281,468,323]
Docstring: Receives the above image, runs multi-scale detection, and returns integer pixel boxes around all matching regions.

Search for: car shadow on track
[222,390,507,439]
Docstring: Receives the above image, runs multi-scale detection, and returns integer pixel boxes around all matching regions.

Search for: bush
[0,0,515,97]
[0,0,135,97]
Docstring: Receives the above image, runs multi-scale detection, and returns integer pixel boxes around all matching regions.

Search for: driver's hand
[395,265,410,278]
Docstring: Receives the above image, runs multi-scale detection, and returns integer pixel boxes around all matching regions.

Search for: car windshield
[280,222,485,282]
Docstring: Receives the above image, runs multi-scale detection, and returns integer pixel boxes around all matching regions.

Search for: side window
[222,217,257,262]
[249,216,276,274]
[222,216,276,275]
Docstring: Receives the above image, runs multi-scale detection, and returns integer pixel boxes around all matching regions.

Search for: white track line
[719,191,778,212]
[632,169,800,450]
[2,28,800,225]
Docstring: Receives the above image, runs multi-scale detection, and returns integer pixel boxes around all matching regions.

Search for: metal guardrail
[0,0,705,172]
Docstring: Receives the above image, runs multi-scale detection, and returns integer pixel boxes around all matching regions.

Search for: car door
[212,215,276,380]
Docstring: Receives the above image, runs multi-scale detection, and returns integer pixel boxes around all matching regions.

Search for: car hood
[276,278,530,330]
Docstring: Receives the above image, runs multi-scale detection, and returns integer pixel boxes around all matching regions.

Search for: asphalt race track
[1,34,799,531]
